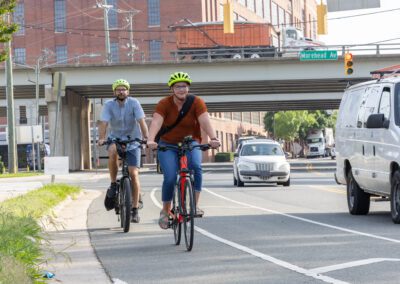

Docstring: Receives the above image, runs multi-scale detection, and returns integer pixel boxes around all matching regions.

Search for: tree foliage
[0,0,18,62]
[263,110,338,142]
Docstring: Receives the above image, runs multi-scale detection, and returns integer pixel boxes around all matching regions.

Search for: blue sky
[319,0,400,45]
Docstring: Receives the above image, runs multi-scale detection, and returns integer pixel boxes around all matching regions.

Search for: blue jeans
[158,140,202,202]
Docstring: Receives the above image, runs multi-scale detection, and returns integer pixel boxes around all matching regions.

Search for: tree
[263,111,275,137]
[0,0,17,62]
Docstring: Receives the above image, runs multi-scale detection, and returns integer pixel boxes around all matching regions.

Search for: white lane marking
[203,187,400,244]
[150,188,347,284]
[113,278,128,284]
[309,258,400,274]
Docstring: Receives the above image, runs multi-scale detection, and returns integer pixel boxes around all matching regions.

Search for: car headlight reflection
[238,161,256,171]
[278,163,290,172]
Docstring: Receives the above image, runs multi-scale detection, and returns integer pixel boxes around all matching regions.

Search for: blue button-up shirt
[101,97,145,149]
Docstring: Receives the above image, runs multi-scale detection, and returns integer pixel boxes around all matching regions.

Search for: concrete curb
[43,190,112,284]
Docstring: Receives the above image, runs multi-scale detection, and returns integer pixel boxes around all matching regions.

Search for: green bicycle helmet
[167,71,192,87]
[112,79,130,91]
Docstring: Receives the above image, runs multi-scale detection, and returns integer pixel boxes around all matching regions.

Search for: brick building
[0,0,318,166]
[9,0,317,65]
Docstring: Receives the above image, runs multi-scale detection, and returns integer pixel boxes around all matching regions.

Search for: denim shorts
[126,147,141,167]
[107,143,141,167]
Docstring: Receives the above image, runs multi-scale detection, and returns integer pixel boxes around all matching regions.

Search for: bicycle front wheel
[120,177,132,233]
[182,177,195,251]
[172,183,181,245]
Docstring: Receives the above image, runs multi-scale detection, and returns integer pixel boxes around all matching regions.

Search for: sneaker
[131,208,140,223]
[196,207,204,216]
[106,182,118,198]
[138,194,144,209]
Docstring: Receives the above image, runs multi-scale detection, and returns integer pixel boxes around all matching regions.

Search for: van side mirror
[234,152,239,157]
[366,113,389,129]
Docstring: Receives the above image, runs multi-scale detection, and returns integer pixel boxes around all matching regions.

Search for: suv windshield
[307,138,322,143]
[241,144,284,156]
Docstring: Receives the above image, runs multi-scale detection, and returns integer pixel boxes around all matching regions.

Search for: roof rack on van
[370,66,400,80]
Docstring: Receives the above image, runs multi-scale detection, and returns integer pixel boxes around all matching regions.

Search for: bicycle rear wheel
[172,183,181,245]
[120,177,132,233]
[182,177,195,251]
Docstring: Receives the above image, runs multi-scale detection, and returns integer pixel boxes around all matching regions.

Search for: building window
[271,2,278,26]
[19,105,27,125]
[110,42,119,63]
[218,4,224,21]
[263,0,271,22]
[56,45,68,63]
[148,0,160,26]
[255,0,263,17]
[233,112,241,121]
[278,6,285,28]
[55,0,66,32]
[107,0,118,29]
[13,3,25,36]
[149,40,161,61]
[14,48,26,64]
[247,0,255,12]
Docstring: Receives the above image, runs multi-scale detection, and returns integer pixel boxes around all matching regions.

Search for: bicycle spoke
[183,178,194,251]
[173,184,181,245]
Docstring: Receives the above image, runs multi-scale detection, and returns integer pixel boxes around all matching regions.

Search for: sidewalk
[43,190,112,284]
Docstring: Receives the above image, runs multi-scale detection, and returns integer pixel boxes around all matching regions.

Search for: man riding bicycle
[98,79,149,223]
[146,72,221,229]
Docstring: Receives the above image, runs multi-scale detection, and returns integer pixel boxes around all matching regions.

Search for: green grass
[0,172,44,178]
[0,183,81,283]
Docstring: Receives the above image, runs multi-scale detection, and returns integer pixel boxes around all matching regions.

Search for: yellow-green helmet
[168,71,192,87]
[112,79,130,91]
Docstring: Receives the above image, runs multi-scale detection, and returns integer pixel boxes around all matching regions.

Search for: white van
[335,76,400,224]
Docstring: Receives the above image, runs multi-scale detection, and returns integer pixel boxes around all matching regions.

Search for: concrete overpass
[0,54,397,170]
[1,54,395,113]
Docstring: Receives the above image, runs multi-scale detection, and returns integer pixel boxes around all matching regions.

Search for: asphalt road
[84,170,400,284]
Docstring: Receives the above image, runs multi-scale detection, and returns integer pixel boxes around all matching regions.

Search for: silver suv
[233,139,290,187]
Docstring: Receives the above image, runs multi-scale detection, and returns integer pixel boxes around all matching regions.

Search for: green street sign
[299,50,338,61]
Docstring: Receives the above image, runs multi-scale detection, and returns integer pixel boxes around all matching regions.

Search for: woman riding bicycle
[147,71,221,229]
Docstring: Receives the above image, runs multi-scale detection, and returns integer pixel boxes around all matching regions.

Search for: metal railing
[4,43,400,68]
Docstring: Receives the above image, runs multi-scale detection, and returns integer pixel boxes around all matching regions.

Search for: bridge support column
[46,88,92,171]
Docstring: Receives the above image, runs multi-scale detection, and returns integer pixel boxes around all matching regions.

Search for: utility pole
[96,0,112,63]
[124,9,140,62]
[35,57,41,171]
[128,12,134,62]
[5,13,17,173]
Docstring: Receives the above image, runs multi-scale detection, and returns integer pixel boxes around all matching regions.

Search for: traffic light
[223,0,234,34]
[317,4,328,35]
[344,53,353,75]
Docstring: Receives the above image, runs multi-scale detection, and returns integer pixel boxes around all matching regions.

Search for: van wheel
[233,175,238,186]
[390,171,400,224]
[347,170,370,215]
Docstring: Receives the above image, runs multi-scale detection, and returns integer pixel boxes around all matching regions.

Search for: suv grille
[256,163,273,171]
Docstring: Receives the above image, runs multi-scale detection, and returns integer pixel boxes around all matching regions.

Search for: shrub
[215,152,234,162]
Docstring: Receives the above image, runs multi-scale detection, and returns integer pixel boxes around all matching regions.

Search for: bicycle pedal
[194,213,203,218]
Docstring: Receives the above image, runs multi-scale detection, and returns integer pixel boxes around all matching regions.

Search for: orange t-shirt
[155,95,207,144]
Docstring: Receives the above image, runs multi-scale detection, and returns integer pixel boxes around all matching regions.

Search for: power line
[328,7,400,21]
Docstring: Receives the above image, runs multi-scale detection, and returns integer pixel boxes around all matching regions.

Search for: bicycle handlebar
[100,137,147,146]
[158,143,211,152]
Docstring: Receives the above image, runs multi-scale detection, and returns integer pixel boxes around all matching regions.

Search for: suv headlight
[238,161,256,171]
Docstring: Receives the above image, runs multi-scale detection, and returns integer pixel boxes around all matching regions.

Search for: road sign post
[299,50,338,61]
